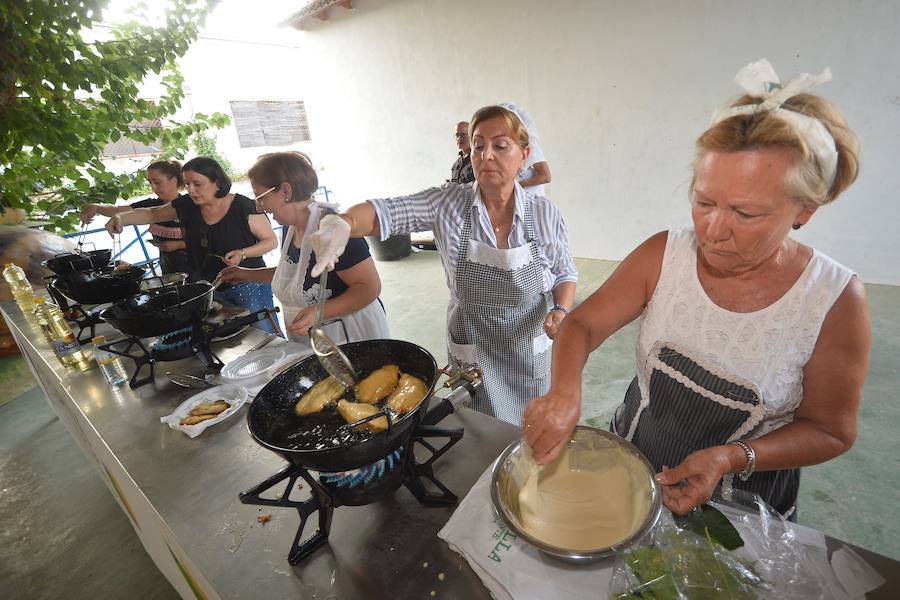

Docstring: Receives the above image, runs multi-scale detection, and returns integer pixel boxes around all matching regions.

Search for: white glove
[310,214,352,276]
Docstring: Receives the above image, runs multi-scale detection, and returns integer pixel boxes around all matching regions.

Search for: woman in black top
[107,157,281,334]
[80,160,191,274]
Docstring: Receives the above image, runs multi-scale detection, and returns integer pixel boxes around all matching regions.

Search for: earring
[792,223,803,230]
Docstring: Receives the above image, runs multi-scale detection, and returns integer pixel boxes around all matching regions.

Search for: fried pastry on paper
[190,400,230,416]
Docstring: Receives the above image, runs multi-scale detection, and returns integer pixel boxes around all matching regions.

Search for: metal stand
[239,422,463,564]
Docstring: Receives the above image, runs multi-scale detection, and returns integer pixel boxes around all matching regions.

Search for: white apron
[271,202,390,348]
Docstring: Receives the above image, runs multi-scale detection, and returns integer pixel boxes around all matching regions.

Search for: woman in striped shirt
[310,105,577,426]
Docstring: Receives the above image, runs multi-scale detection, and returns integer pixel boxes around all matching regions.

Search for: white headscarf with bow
[711,59,838,193]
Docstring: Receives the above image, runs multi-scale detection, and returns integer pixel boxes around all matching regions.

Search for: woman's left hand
[543,308,566,338]
[288,305,317,337]
[223,249,244,266]
[653,446,735,515]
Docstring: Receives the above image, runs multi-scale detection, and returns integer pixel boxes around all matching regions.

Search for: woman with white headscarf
[499,102,552,196]
[308,105,577,426]
[524,60,869,520]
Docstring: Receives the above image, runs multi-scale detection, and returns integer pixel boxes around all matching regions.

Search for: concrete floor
[1,250,898,599]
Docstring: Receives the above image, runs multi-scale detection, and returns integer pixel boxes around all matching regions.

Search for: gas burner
[239,422,463,564]
[100,307,279,388]
[152,326,194,360]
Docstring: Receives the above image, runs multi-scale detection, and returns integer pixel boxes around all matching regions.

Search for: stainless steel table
[3,300,897,599]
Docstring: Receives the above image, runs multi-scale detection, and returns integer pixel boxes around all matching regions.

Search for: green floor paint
[0,354,37,407]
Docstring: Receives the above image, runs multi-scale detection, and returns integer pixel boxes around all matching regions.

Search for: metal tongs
[75,224,88,254]
[310,271,358,389]
[110,233,122,269]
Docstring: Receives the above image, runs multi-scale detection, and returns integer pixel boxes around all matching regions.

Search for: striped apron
[612,341,799,516]
[447,195,552,426]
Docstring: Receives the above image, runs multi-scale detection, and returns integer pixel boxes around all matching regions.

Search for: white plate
[160,384,249,438]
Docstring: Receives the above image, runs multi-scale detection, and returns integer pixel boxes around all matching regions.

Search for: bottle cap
[92,335,106,344]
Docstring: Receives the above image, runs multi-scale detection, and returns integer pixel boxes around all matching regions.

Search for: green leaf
[673,504,744,551]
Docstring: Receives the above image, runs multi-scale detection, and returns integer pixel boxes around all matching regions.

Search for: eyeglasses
[454,133,468,139]
[253,186,277,211]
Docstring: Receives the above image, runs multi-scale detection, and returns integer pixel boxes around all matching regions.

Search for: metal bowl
[490,426,661,563]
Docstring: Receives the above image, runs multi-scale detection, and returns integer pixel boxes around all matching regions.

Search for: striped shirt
[369,182,577,293]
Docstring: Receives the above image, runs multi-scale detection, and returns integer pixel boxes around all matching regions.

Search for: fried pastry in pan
[387,373,428,414]
[295,376,345,416]
[354,364,400,404]
[337,399,389,432]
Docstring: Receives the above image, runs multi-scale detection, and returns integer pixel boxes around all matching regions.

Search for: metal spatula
[310,271,358,389]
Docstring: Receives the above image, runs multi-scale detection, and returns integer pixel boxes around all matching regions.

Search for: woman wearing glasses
[218,152,389,345]
[106,156,281,334]
[308,105,577,425]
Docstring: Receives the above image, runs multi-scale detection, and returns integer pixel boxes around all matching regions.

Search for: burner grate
[239,422,463,565]
[100,307,279,388]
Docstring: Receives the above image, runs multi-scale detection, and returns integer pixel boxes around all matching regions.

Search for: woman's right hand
[309,214,352,277]
[217,266,250,284]
[80,204,98,225]
[105,215,124,235]
[523,388,581,465]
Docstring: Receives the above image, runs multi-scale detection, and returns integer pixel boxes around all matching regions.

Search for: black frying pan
[248,339,438,472]
[42,249,112,275]
[51,263,146,305]
[100,282,214,338]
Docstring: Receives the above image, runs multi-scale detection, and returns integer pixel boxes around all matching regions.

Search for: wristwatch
[730,440,756,481]
[239,248,247,262]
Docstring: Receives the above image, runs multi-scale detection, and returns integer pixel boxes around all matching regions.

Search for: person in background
[80,160,191,274]
[523,60,868,520]
[309,105,577,426]
[500,103,551,196]
[106,157,281,334]
[449,121,475,184]
[218,151,389,345]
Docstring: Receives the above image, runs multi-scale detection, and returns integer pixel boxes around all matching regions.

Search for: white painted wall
[283,0,900,284]
[109,0,900,283]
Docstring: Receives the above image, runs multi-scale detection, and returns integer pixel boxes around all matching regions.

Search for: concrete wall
[286,0,900,284]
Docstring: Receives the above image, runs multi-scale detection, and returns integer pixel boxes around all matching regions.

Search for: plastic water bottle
[91,335,128,387]
[3,262,36,314]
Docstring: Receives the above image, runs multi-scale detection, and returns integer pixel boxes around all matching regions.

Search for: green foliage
[192,132,240,180]
[0,0,231,233]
